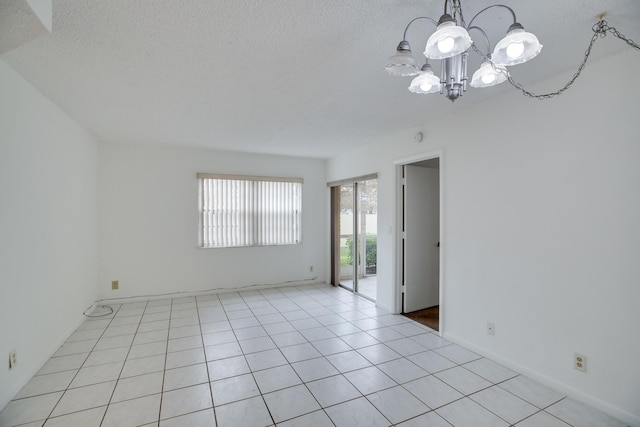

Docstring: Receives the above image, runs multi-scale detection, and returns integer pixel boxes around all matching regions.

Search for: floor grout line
[2,284,626,427]
[44,303,120,424]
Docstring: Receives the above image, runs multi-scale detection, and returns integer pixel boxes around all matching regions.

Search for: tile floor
[0,284,629,427]
[339,275,376,301]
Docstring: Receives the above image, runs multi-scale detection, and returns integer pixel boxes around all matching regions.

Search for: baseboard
[375,302,394,313]
[443,332,640,427]
[1,280,327,411]
[97,279,326,306]
[0,306,93,412]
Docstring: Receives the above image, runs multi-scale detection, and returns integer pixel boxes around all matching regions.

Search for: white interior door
[404,164,440,313]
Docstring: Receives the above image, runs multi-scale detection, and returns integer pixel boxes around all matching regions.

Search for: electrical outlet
[574,353,587,372]
[112,280,119,290]
[9,349,17,369]
[309,265,314,272]
[487,322,495,336]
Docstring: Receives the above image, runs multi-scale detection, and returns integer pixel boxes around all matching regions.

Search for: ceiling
[2,1,639,159]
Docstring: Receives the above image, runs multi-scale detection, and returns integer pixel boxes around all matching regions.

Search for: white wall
[98,143,326,300]
[0,60,98,410]
[327,50,640,425]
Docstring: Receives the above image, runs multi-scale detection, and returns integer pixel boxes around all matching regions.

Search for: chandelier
[385,0,542,101]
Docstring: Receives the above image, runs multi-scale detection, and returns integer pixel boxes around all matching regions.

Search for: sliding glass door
[356,178,377,300]
[339,183,355,291]
[330,176,377,300]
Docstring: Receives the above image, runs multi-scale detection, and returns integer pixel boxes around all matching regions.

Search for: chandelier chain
[451,0,467,28]
[505,20,640,100]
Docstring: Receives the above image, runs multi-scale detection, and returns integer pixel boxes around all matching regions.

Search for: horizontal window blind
[198,175,302,248]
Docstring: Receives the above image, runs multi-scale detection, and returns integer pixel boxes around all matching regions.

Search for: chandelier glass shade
[386,0,542,101]
[424,18,473,59]
[385,41,421,76]
[492,24,543,66]
[470,60,508,88]
[409,63,441,94]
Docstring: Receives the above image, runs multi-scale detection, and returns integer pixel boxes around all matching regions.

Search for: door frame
[393,149,445,334]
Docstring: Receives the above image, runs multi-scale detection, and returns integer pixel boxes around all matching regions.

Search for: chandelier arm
[444,0,449,16]
[468,26,492,55]
[402,16,438,40]
[467,4,516,30]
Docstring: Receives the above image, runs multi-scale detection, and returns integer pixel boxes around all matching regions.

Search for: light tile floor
[0,284,629,427]
[339,275,376,301]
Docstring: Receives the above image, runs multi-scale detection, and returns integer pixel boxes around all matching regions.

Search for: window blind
[198,174,302,248]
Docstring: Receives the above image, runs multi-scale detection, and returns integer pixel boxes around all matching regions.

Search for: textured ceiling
[0,1,50,54]
[2,0,639,158]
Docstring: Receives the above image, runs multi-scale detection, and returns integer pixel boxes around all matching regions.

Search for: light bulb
[506,42,525,59]
[481,73,496,85]
[420,82,433,91]
[437,37,455,53]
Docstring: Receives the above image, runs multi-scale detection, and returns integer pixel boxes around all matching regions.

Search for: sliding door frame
[328,173,377,299]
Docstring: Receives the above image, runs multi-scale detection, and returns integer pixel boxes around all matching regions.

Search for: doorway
[398,157,441,331]
[404,306,440,331]
[329,175,378,301]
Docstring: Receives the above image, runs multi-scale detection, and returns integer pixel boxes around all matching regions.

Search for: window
[197,173,303,248]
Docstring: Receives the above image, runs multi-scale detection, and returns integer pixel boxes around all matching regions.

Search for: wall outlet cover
[9,349,17,369]
[574,353,587,372]
[487,322,495,336]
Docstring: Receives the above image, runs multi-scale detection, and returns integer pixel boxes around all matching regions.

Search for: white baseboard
[375,302,394,313]
[443,332,640,427]
[1,280,327,411]
[97,279,326,306]
[0,307,92,412]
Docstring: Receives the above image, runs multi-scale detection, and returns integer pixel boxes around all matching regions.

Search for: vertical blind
[197,174,303,248]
